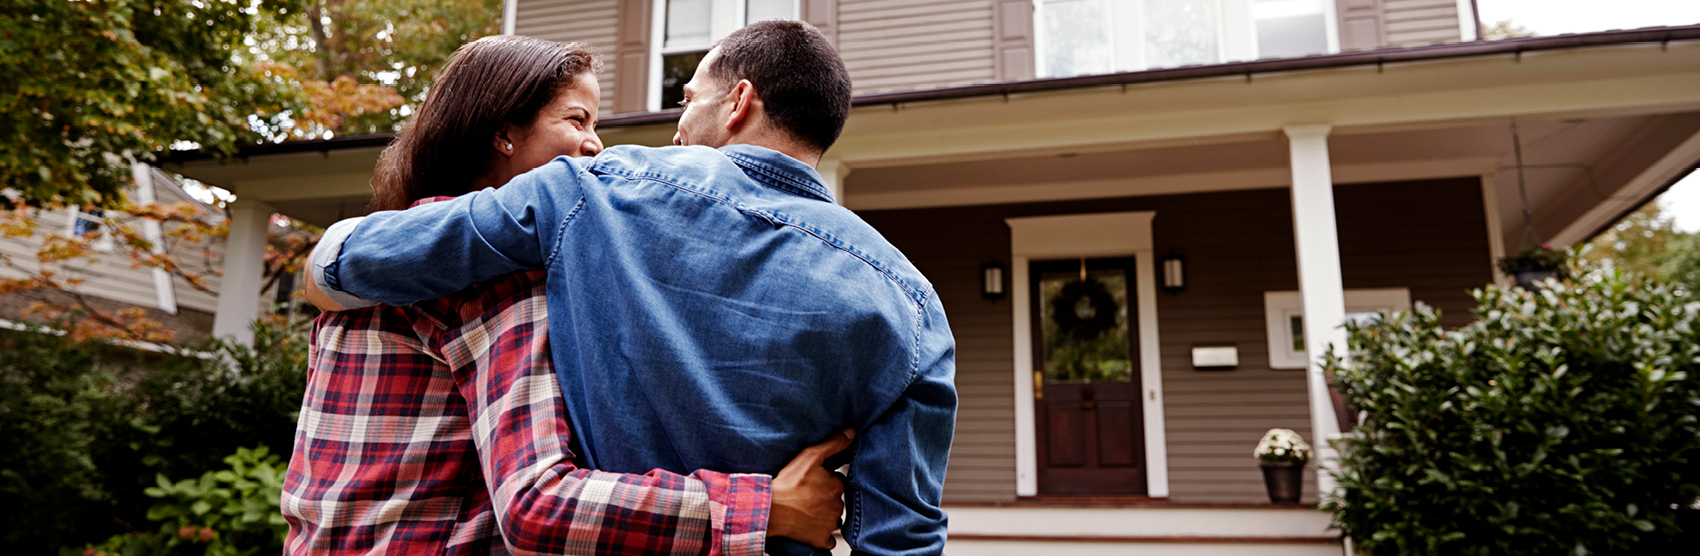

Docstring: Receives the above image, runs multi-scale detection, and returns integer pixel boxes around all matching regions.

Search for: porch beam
[211,199,274,346]
[828,70,1700,168]
[1283,125,1346,500]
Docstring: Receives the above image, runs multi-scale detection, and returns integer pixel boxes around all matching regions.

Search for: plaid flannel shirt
[284,200,772,556]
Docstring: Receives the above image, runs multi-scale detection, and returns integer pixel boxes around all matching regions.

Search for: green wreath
[1049,279,1119,341]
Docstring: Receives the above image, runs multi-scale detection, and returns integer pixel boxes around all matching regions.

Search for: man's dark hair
[371,36,600,211]
[708,20,851,153]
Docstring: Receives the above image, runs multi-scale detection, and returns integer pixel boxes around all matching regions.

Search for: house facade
[0,164,228,345]
[159,2,1700,553]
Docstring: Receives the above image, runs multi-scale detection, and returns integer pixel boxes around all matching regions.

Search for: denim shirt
[311,144,957,556]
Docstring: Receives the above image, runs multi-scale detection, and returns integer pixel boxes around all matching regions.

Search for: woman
[285,36,848,556]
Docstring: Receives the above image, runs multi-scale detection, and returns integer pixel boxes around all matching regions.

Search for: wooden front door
[1031,258,1147,495]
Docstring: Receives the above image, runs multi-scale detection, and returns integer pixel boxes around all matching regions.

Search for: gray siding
[859,178,1492,504]
[515,0,621,115]
[838,0,998,94]
[1382,0,1462,46]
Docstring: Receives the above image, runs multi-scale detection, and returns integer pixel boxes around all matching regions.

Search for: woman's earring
[505,143,513,151]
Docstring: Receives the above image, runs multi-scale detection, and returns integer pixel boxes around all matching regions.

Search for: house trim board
[1480,172,1510,288]
[131,163,178,315]
[1550,127,1700,246]
[845,157,1499,211]
[1006,211,1168,498]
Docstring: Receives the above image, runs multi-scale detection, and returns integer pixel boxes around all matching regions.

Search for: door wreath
[1049,279,1119,341]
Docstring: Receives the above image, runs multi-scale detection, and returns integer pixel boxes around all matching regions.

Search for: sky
[1474,0,1700,232]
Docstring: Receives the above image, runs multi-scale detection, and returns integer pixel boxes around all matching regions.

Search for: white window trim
[1263,288,1411,370]
[647,0,800,112]
[1033,0,1340,79]
[1007,211,1168,498]
[65,208,115,252]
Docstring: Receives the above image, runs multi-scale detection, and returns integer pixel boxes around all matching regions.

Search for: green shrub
[1326,271,1700,555]
[85,446,289,556]
[0,327,133,549]
[0,318,308,553]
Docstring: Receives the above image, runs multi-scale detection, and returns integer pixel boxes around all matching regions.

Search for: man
[309,21,956,556]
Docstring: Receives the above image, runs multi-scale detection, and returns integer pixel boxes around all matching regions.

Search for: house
[158,1,1700,552]
[0,164,229,347]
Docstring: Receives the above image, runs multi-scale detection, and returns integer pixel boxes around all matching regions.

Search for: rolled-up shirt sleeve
[309,217,378,310]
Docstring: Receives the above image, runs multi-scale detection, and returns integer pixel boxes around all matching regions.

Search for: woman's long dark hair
[370,36,599,211]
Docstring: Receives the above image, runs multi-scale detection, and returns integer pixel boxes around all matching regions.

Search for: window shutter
[614,0,653,114]
[1335,0,1386,51]
[994,0,1034,81]
[801,0,838,47]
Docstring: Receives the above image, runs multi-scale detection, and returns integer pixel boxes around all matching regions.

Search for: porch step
[936,505,1344,556]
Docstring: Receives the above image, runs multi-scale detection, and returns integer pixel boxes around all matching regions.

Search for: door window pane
[661,50,710,109]
[746,0,793,24]
[1040,268,1132,383]
[1144,0,1221,69]
[666,0,712,49]
[1041,0,1112,78]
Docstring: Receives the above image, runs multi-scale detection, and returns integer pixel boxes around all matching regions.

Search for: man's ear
[492,124,516,158]
[724,80,758,133]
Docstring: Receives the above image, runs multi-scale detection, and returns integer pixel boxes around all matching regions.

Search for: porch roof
[160,24,1700,164]
[160,24,1700,245]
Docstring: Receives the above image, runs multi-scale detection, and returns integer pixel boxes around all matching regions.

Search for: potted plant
[1254,428,1311,504]
[1496,244,1567,289]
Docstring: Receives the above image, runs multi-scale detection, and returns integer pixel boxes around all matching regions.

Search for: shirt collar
[717,144,834,203]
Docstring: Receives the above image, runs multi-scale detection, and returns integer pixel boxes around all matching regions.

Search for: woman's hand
[767,428,855,550]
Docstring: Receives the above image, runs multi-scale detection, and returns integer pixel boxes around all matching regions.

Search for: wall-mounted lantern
[1161,255,1186,293]
[982,262,1006,300]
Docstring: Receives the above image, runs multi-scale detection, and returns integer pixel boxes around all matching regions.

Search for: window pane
[746,0,793,24]
[1041,0,1111,78]
[666,0,712,49]
[661,50,710,109]
[73,213,102,236]
[1039,268,1133,383]
[1144,0,1221,69]
[1255,13,1328,59]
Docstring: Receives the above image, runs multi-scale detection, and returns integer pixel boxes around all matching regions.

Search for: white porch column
[212,199,274,346]
[1284,125,1346,498]
[817,159,850,206]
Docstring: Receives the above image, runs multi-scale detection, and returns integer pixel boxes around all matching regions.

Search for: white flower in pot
[1255,428,1311,504]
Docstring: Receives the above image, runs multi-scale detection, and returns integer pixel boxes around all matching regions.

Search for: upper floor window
[1036,0,1337,79]
[653,0,799,112]
[67,208,115,252]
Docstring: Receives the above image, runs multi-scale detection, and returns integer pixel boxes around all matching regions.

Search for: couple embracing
[285,20,956,556]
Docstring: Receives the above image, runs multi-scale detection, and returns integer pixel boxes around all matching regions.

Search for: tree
[1584,200,1700,293]
[252,0,503,137]
[1483,19,1536,40]
[1,0,303,207]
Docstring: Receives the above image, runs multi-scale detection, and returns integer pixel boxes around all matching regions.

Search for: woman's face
[506,74,603,172]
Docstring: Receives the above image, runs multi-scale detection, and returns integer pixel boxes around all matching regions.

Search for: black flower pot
[1260,461,1305,504]
[1513,269,1558,290]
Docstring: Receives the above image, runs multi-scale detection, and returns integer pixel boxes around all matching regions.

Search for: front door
[1031,257,1147,495]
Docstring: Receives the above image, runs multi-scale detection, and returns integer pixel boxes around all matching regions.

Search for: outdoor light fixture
[982,262,1006,300]
[1161,255,1186,293]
